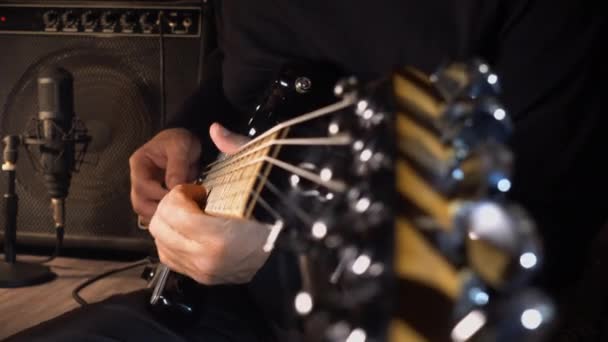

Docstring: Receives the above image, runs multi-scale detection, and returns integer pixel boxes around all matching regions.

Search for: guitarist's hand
[148,123,270,284]
[129,128,202,223]
[149,184,271,284]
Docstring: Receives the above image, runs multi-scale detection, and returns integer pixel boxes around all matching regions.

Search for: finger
[130,152,164,189]
[132,177,169,202]
[209,123,250,155]
[187,163,200,183]
[166,184,208,213]
[155,240,216,284]
[138,216,151,229]
[130,194,159,219]
[165,134,202,189]
[148,211,199,255]
[155,243,187,275]
[129,151,167,213]
[165,152,193,190]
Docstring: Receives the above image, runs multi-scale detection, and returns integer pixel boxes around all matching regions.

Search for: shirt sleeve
[165,48,243,165]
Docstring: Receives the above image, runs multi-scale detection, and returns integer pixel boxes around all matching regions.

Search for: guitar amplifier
[0,1,207,253]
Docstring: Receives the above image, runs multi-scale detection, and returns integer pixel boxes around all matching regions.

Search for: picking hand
[148,123,270,285]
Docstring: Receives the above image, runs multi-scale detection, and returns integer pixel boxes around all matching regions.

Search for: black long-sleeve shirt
[169,0,607,337]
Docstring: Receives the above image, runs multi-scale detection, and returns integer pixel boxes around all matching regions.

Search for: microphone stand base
[0,261,56,288]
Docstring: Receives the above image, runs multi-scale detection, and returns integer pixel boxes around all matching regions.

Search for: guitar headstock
[273,60,556,342]
[164,59,556,341]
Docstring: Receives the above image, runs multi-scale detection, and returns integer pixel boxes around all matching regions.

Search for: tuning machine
[453,201,542,292]
[453,287,555,342]
[432,58,502,102]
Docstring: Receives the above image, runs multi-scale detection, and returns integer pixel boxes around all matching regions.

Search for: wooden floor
[0,255,149,340]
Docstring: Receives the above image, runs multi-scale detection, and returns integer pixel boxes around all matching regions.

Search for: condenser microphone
[37,67,76,229]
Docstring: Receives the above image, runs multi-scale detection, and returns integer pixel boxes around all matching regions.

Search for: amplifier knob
[61,11,78,28]
[120,11,137,30]
[139,12,157,31]
[101,11,117,30]
[183,17,193,29]
[167,15,178,28]
[42,11,59,28]
[82,11,99,29]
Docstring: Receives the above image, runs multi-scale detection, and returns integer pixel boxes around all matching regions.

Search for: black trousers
[4,286,276,342]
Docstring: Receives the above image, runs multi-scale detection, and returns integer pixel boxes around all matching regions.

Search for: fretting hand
[129,127,202,224]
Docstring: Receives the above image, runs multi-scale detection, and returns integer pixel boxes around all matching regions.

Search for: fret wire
[204,184,283,227]
[205,145,271,217]
[208,135,268,173]
[207,98,355,168]
[205,135,275,183]
[204,156,346,193]
[204,135,351,177]
[203,173,317,230]
[206,134,276,177]
[204,158,261,187]
[203,158,264,184]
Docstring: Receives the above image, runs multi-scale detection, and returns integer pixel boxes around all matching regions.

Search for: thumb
[209,123,250,155]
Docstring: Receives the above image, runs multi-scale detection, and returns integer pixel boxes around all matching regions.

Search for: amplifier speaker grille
[0,27,202,252]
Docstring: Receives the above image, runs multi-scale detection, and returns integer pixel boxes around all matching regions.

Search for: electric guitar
[146,60,555,341]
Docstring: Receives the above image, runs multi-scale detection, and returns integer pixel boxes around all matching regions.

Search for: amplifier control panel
[0,4,201,37]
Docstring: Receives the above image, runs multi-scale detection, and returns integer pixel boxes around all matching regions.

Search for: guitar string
[203,156,346,193]
[202,170,314,228]
[256,173,314,226]
[204,135,352,175]
[207,98,355,167]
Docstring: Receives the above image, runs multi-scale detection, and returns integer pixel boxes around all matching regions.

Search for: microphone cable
[33,225,64,264]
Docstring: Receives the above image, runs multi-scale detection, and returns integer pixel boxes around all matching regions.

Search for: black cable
[159,11,167,129]
[33,225,64,264]
[72,257,153,306]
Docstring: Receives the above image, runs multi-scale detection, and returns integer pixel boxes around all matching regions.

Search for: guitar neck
[200,128,289,219]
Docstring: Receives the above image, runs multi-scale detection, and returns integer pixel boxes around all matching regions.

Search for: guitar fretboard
[202,129,287,219]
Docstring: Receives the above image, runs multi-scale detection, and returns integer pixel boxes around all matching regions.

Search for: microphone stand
[0,135,56,287]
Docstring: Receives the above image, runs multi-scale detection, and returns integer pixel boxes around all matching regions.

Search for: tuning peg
[453,273,492,317]
[345,185,391,231]
[456,201,542,291]
[294,290,315,316]
[431,59,501,102]
[353,98,388,129]
[334,76,360,99]
[446,142,514,197]
[328,245,358,284]
[325,321,369,342]
[438,100,512,162]
[350,138,391,177]
[469,288,556,342]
